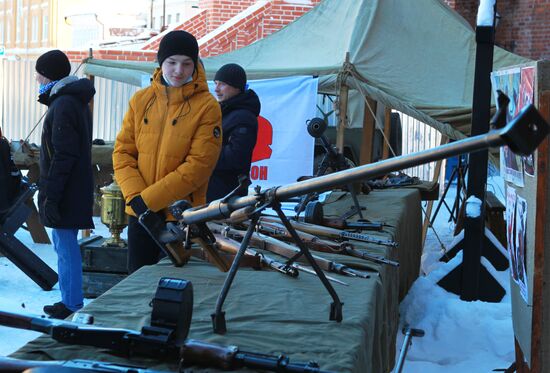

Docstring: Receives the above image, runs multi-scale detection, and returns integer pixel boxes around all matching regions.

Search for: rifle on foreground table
[260,216,398,247]
[253,220,399,267]
[210,223,371,279]
[0,310,333,373]
[214,234,299,277]
[214,233,348,285]
[0,356,172,373]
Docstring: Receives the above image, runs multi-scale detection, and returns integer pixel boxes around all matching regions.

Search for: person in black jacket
[35,50,96,319]
[207,63,261,202]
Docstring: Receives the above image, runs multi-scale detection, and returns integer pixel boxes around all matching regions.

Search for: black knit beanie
[214,63,247,92]
[157,30,199,67]
[35,50,71,81]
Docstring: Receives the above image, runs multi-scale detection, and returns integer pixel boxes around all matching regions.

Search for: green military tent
[83,0,530,140]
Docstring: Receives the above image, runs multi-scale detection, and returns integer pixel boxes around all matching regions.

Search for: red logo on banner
[251,116,273,162]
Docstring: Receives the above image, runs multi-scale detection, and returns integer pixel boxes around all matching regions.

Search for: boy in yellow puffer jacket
[113,31,222,273]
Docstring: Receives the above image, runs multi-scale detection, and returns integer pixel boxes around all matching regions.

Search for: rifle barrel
[178,111,547,226]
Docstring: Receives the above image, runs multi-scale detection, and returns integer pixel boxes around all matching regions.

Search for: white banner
[210,76,318,189]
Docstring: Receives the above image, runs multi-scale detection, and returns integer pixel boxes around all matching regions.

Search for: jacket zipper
[153,88,169,182]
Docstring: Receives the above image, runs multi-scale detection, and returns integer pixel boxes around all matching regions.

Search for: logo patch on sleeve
[213,126,221,138]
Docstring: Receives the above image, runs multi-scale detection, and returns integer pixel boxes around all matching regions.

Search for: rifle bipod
[273,200,344,322]
[211,198,343,334]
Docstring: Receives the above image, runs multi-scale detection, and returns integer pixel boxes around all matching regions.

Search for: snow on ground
[0,179,516,373]
[393,176,515,373]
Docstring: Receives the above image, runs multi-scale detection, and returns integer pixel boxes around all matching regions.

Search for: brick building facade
[446,0,550,61]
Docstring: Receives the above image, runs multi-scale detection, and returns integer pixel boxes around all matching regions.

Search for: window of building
[167,14,172,25]
[15,20,20,43]
[6,18,10,45]
[42,14,48,42]
[23,16,28,42]
[176,13,180,23]
[0,22,4,44]
[152,16,155,29]
[31,15,38,42]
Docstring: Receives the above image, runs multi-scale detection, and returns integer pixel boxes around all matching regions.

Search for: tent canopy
[83,0,530,140]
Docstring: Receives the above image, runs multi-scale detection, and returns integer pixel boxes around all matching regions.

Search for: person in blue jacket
[35,50,95,319]
[207,63,261,202]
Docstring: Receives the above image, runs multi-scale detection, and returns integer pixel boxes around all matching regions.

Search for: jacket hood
[47,76,96,105]
[220,89,261,117]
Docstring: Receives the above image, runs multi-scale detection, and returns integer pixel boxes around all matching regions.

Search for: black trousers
[127,215,165,274]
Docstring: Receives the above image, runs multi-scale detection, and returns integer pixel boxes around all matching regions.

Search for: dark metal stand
[429,156,468,226]
[211,197,343,334]
[295,117,365,220]
[211,214,259,334]
[438,16,506,302]
[0,183,58,291]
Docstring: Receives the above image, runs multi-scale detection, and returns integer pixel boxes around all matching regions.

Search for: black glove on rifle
[129,195,148,216]
[44,199,61,224]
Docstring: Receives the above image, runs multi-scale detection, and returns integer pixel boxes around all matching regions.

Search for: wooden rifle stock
[209,223,370,279]
[260,216,397,247]
[254,221,398,267]
[213,234,299,277]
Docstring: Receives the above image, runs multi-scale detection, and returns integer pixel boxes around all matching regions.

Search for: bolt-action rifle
[214,231,349,286]
[260,216,398,247]
[253,219,399,267]
[0,310,333,373]
[214,233,299,277]
[210,223,371,279]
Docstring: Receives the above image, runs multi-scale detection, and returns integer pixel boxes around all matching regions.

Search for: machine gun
[294,117,366,220]
[0,284,332,373]
[138,103,549,333]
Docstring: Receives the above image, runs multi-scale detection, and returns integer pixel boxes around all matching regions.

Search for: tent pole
[83,47,96,240]
[382,107,392,159]
[336,52,350,152]
[359,97,377,165]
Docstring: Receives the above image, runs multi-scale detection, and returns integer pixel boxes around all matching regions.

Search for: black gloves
[129,195,148,216]
[44,199,61,224]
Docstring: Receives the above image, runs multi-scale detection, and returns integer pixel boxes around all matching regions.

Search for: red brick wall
[66,49,157,63]
[201,0,257,31]
[262,0,321,37]
[201,0,321,57]
[143,10,209,51]
[445,0,550,61]
[65,0,323,63]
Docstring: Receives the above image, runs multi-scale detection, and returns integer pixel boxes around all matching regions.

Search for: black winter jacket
[206,89,260,202]
[38,76,96,229]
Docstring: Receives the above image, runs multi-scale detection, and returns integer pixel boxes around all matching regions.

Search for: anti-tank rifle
[139,103,549,333]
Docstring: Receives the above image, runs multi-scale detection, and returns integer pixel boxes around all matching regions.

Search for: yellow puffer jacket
[113,63,222,217]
